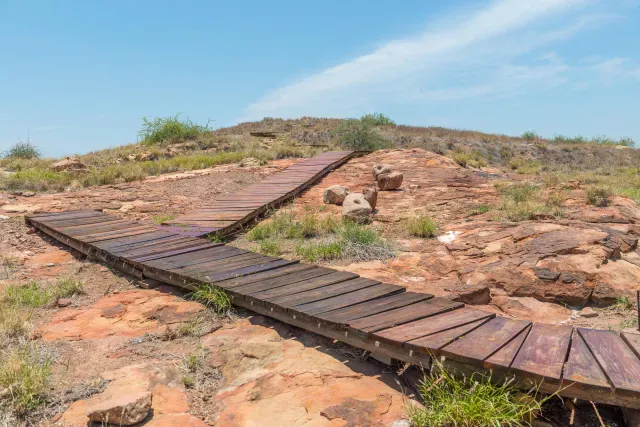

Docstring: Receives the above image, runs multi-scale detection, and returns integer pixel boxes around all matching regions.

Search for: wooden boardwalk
[160,151,360,237]
[25,210,640,409]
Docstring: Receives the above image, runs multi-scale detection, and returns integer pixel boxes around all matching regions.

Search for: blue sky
[1,0,639,157]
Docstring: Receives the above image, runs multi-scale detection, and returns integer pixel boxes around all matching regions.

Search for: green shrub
[2,142,41,160]
[468,205,491,216]
[448,148,487,168]
[333,119,391,151]
[138,114,211,145]
[586,185,613,207]
[360,113,396,127]
[407,362,545,427]
[188,284,231,314]
[340,221,379,245]
[521,130,538,141]
[406,216,438,238]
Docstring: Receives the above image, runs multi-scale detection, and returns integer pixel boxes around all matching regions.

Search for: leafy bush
[407,362,545,427]
[521,131,538,141]
[2,142,41,160]
[138,114,211,145]
[360,113,396,127]
[406,216,438,238]
[333,119,391,151]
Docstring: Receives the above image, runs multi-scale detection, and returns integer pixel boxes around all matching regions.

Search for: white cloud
[243,0,599,120]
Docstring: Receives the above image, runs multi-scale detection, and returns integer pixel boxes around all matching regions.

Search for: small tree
[360,113,396,127]
[521,131,538,141]
[333,119,392,151]
[3,142,41,160]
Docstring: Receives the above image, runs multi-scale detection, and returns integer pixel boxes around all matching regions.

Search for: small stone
[27,227,36,234]
[377,172,404,191]
[579,307,598,318]
[372,164,393,179]
[22,191,35,197]
[87,391,152,425]
[0,215,10,221]
[57,298,72,308]
[533,267,560,281]
[323,185,349,205]
[408,184,420,192]
[342,194,372,222]
[362,187,378,210]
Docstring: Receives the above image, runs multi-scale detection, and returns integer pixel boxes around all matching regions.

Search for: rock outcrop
[51,157,88,172]
[377,171,404,190]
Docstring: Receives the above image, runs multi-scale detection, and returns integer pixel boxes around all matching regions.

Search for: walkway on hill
[25,209,640,410]
[159,151,360,237]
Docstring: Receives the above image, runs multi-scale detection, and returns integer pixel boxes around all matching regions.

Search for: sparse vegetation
[407,363,545,427]
[0,305,31,340]
[585,185,613,207]
[406,216,438,238]
[259,239,282,256]
[296,240,344,262]
[448,148,487,168]
[138,115,211,145]
[553,134,635,147]
[497,183,564,221]
[2,142,41,160]
[333,119,392,151]
[468,205,491,216]
[188,284,231,314]
[615,295,635,310]
[0,343,52,416]
[3,279,84,308]
[152,213,177,225]
[0,256,17,280]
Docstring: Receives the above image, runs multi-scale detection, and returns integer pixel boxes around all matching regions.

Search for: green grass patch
[3,279,84,308]
[0,304,32,339]
[585,185,613,207]
[152,213,177,225]
[406,216,438,238]
[259,239,283,256]
[188,284,231,314]
[296,241,344,262]
[407,364,545,427]
[0,344,52,416]
[468,205,491,216]
[448,148,487,168]
[497,183,564,221]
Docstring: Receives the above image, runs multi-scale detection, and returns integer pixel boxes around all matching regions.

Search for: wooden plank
[406,318,492,355]
[348,298,463,333]
[270,278,380,307]
[251,271,358,301]
[318,292,434,325]
[440,317,531,364]
[563,330,610,389]
[373,308,495,345]
[579,328,640,393]
[291,283,405,316]
[232,267,335,294]
[214,263,317,289]
[484,326,531,370]
[204,259,299,283]
[509,323,572,383]
[622,331,640,359]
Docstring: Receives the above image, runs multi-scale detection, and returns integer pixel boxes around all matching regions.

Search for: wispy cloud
[243,0,617,120]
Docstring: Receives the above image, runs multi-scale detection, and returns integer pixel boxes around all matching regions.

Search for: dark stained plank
[348,298,463,333]
[579,328,640,393]
[563,330,610,389]
[373,308,495,345]
[484,325,531,370]
[232,267,335,294]
[318,292,434,325]
[210,264,315,289]
[509,323,572,383]
[253,271,358,301]
[406,318,491,355]
[204,259,299,283]
[291,283,405,316]
[440,317,531,364]
[270,278,380,307]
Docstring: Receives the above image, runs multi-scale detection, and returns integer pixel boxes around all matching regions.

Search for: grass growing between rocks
[407,365,545,427]
[188,284,231,314]
[247,209,395,263]
[4,278,84,308]
[495,183,565,221]
[406,216,438,238]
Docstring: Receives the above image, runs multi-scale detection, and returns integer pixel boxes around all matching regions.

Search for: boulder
[342,194,372,222]
[372,164,393,179]
[87,390,152,425]
[51,158,88,172]
[363,187,378,210]
[377,172,404,190]
[579,307,598,318]
[447,284,491,305]
[323,185,349,205]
